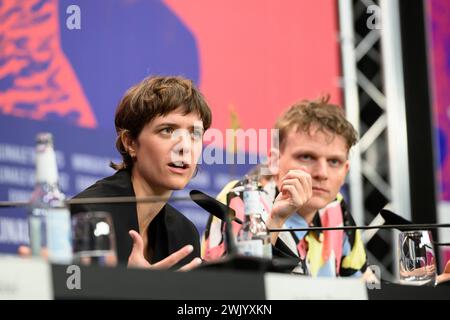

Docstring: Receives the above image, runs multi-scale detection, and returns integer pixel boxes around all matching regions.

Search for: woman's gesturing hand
[127,230,202,271]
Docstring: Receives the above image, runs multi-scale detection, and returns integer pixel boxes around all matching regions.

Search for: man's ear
[267,147,280,176]
[344,159,350,175]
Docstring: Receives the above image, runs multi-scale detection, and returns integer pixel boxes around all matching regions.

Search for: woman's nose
[172,129,192,154]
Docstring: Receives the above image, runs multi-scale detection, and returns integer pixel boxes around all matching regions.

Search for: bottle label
[46,208,73,264]
[263,242,273,259]
[237,239,264,257]
[35,143,58,185]
[29,209,46,256]
[244,190,261,215]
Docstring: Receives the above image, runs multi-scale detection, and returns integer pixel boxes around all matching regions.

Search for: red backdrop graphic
[165,0,342,150]
[0,0,96,127]
[0,0,342,251]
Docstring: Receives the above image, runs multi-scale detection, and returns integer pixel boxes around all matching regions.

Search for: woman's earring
[128,149,136,159]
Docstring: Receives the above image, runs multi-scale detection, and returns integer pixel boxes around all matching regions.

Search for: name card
[0,255,53,300]
[264,273,368,300]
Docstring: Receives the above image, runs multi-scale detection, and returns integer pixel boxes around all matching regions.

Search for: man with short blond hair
[203,96,369,278]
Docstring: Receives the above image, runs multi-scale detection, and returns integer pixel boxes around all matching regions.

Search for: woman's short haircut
[111,76,212,170]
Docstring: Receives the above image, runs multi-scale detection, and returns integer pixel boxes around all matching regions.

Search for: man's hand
[127,230,202,271]
[270,169,312,224]
[437,260,450,284]
[267,169,312,245]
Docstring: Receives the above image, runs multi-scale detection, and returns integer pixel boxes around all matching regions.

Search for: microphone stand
[0,195,198,208]
[187,189,299,273]
[268,223,450,233]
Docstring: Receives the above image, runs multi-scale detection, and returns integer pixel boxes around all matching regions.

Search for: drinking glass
[72,211,117,267]
[398,230,436,285]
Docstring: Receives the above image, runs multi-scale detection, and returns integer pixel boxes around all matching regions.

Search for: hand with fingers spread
[127,230,202,271]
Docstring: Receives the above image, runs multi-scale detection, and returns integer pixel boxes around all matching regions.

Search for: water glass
[72,211,117,267]
[398,230,436,285]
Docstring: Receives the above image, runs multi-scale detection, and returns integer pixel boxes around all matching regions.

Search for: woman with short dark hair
[72,75,212,270]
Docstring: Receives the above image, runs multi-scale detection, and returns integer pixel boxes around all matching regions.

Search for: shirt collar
[285,213,310,240]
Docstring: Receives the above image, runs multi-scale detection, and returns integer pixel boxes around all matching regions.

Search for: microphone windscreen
[379,209,413,230]
[189,190,241,224]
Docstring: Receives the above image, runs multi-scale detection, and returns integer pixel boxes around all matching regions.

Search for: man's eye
[329,159,341,166]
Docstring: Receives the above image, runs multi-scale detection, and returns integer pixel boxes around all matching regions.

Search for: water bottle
[29,133,73,264]
[236,176,272,258]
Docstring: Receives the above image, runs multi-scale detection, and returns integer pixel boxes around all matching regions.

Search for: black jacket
[70,169,200,267]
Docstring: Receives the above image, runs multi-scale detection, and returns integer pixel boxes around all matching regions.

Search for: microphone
[379,208,413,230]
[269,212,450,233]
[189,189,299,273]
[361,207,414,243]
[189,189,240,257]
[189,190,242,224]
[269,206,450,235]
[378,209,450,247]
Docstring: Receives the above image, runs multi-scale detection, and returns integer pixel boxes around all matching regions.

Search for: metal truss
[338,0,411,281]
